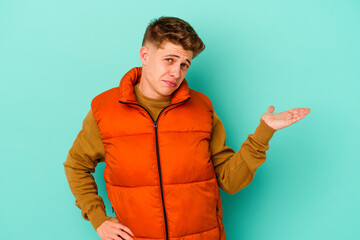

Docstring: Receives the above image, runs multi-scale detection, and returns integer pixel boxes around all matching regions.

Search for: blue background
[1,0,359,239]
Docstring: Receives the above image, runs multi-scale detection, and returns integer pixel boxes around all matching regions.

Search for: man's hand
[261,106,310,130]
[97,217,135,240]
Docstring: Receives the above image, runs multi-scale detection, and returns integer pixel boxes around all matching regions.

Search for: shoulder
[91,87,119,109]
[189,89,213,109]
[91,87,120,121]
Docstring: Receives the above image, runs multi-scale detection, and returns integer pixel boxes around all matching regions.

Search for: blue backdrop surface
[1,0,359,239]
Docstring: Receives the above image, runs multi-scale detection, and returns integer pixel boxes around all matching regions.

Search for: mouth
[163,80,177,87]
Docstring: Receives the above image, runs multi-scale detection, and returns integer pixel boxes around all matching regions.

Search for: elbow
[219,183,237,195]
[224,188,238,195]
[219,172,255,195]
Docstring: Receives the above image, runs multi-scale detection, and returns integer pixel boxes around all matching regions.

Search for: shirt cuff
[252,119,276,145]
[88,206,112,230]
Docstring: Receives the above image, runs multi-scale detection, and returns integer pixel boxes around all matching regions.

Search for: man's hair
[142,16,205,58]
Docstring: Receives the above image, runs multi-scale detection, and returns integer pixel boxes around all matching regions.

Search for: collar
[118,67,191,104]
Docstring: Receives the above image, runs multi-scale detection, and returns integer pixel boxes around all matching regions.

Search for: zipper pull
[112,207,114,213]
[154,121,158,129]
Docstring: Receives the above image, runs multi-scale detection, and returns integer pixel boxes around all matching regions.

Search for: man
[63,16,310,240]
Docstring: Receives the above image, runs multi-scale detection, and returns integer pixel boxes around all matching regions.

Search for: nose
[169,65,181,79]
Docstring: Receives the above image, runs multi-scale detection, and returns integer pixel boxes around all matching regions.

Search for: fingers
[279,112,292,118]
[289,108,311,114]
[278,108,309,127]
[267,106,275,113]
[107,218,134,236]
[121,224,134,237]
[287,111,308,124]
[110,222,134,237]
[113,229,134,240]
[293,109,310,120]
[108,227,134,240]
[109,222,134,239]
[282,108,310,118]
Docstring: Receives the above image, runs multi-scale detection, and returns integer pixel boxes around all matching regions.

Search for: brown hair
[142,16,205,58]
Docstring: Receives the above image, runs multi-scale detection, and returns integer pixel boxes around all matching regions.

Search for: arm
[63,109,111,230]
[211,111,276,194]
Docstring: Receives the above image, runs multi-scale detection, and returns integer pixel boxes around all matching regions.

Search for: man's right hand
[97,217,135,240]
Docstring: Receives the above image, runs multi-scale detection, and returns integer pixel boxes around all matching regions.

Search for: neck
[138,75,171,100]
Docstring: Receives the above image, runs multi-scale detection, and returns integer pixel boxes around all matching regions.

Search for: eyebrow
[164,54,191,66]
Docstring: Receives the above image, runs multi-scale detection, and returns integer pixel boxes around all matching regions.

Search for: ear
[140,46,150,65]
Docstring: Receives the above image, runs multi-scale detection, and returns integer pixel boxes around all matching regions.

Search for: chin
[159,87,176,96]
[163,91,174,97]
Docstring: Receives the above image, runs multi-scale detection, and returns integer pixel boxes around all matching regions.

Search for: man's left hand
[261,106,310,130]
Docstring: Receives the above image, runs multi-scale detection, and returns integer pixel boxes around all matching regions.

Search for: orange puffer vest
[91,67,226,240]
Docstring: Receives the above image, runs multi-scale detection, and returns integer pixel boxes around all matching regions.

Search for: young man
[63,17,310,240]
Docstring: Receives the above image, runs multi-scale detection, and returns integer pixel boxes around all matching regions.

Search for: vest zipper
[119,97,190,240]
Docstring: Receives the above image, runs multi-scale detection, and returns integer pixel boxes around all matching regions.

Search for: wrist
[252,119,276,145]
[88,206,112,230]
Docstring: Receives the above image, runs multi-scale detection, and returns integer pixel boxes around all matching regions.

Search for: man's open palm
[261,106,310,130]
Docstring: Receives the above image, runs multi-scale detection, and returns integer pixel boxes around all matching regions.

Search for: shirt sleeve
[211,111,276,194]
[63,109,112,230]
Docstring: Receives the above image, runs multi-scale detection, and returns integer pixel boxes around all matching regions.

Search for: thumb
[267,106,275,113]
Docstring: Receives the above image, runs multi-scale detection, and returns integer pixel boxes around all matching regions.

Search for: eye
[181,63,189,69]
[165,58,173,62]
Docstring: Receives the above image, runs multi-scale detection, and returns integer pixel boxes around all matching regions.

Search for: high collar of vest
[118,67,191,104]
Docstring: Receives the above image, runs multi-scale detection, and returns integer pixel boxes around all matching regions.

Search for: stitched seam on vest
[106,177,216,188]
[106,183,157,188]
[134,226,219,239]
[164,176,216,186]
[158,130,212,133]
[102,132,153,140]
[103,131,211,140]
[177,225,219,238]
[102,130,211,140]
[135,236,163,239]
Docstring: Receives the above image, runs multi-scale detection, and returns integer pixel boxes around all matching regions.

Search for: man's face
[139,41,193,99]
